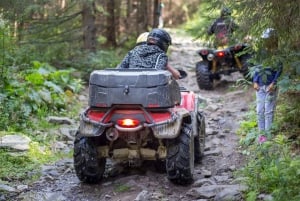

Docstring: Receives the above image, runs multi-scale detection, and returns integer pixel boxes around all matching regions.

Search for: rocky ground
[2,29,255,201]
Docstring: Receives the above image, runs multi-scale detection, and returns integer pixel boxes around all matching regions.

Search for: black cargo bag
[88,69,181,108]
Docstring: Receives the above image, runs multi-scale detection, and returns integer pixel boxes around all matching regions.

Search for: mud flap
[152,108,190,139]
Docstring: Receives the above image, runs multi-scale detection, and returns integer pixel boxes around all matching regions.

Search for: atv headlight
[207,53,214,61]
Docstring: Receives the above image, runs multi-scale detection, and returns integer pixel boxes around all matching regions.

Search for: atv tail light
[216,51,225,57]
[117,119,140,128]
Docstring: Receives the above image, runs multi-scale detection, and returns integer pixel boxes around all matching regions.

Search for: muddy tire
[194,112,206,164]
[166,123,194,185]
[196,61,213,90]
[73,133,106,184]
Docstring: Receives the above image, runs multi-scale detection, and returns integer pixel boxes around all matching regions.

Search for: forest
[0,0,299,200]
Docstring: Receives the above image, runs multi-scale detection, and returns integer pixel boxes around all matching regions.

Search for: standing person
[118,29,180,79]
[207,7,238,47]
[253,28,282,132]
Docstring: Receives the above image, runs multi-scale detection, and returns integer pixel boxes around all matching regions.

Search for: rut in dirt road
[8,29,255,201]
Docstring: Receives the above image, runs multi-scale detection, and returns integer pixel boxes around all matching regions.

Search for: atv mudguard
[151,107,191,139]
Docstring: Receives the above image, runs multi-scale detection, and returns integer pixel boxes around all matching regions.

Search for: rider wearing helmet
[118,28,170,70]
[253,28,282,131]
[147,28,172,52]
[118,29,180,79]
[207,7,238,47]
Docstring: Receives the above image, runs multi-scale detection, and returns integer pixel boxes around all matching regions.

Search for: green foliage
[184,1,240,46]
[276,94,300,145]
[238,136,300,201]
[114,184,131,193]
[0,61,82,131]
[0,141,69,182]
[245,191,258,201]
[237,89,300,200]
[64,50,125,81]
[237,109,258,146]
[184,2,215,46]
[0,20,13,67]
[0,1,126,74]
[0,1,83,66]
[278,75,300,94]
[0,150,41,182]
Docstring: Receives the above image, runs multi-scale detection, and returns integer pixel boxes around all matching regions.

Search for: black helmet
[147,28,172,52]
[221,7,232,17]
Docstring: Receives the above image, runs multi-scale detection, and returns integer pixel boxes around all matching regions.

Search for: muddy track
[11,29,255,201]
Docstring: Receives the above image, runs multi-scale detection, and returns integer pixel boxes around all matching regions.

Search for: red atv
[73,68,206,185]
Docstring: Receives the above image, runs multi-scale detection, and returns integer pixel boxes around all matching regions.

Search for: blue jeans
[256,86,278,131]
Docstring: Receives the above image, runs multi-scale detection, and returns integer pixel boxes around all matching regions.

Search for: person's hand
[253,82,260,91]
[267,82,275,92]
[173,69,181,80]
[166,63,180,80]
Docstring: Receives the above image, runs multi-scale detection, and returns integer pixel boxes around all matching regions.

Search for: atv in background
[195,43,251,90]
[73,68,206,185]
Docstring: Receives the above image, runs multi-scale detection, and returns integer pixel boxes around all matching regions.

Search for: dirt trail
[11,29,255,201]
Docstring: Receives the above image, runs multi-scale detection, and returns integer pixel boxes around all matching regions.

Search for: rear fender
[178,91,196,112]
[79,108,112,137]
[151,108,190,139]
[176,91,200,137]
[79,106,184,137]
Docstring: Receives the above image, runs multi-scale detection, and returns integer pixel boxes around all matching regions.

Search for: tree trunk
[115,0,121,42]
[105,0,117,47]
[82,1,97,52]
[153,0,159,28]
[142,0,149,31]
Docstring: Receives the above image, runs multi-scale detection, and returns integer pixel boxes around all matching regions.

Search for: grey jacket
[118,44,168,70]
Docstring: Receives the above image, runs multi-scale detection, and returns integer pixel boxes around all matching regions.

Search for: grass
[114,184,131,193]
[0,140,72,184]
[0,93,82,185]
[236,92,300,201]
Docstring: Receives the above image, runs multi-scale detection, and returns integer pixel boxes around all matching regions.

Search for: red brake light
[216,51,225,57]
[117,119,140,128]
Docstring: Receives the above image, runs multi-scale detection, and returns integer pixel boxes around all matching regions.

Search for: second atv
[195,43,251,90]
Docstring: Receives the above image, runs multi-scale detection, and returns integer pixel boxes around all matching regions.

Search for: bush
[60,49,125,82]
[239,135,300,201]
[0,61,82,131]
